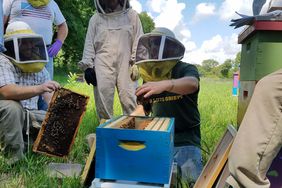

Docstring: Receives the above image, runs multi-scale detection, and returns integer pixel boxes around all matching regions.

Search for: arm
[130,105,145,116]
[130,9,144,62]
[78,16,96,71]
[47,22,68,57]
[3,0,12,27]
[3,15,8,26]
[135,76,199,98]
[56,22,68,43]
[0,81,60,102]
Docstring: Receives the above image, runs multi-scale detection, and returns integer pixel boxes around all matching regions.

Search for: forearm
[130,105,145,116]
[0,84,43,100]
[3,16,8,26]
[42,92,53,104]
[56,22,68,43]
[167,77,199,95]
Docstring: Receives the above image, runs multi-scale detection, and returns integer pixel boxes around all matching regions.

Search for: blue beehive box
[95,115,174,184]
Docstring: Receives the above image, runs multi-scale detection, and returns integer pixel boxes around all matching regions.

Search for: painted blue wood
[95,116,175,184]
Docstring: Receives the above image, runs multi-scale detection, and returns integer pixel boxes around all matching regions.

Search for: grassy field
[0,75,238,188]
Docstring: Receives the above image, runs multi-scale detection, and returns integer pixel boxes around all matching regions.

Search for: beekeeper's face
[100,0,119,10]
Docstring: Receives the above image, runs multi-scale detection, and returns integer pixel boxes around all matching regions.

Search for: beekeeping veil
[3,21,49,73]
[94,0,130,14]
[135,27,185,82]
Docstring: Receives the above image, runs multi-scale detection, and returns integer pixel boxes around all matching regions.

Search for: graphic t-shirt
[151,61,201,147]
[4,0,66,45]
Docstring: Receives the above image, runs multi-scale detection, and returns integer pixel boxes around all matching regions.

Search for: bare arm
[3,16,8,26]
[56,22,68,43]
[130,105,145,116]
[135,76,199,98]
[42,91,54,104]
[0,81,60,102]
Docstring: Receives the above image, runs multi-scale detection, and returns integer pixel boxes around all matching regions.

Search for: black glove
[137,94,152,116]
[84,67,97,86]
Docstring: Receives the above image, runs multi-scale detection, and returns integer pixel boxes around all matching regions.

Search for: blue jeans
[45,56,53,80]
[173,145,203,184]
[38,57,53,110]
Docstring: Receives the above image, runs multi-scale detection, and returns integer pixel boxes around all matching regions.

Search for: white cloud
[183,33,240,64]
[180,29,191,38]
[131,0,143,13]
[147,0,165,13]
[137,0,241,65]
[147,0,185,30]
[192,3,216,22]
[145,0,196,61]
[219,0,253,20]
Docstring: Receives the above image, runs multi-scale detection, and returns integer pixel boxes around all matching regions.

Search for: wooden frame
[33,88,89,158]
[194,125,237,188]
[80,119,108,186]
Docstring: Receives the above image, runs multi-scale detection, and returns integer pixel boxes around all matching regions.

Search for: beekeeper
[134,27,202,186]
[0,21,60,165]
[78,0,143,119]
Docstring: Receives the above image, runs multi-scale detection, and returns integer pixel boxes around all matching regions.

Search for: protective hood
[135,33,185,65]
[4,22,48,73]
[27,0,50,8]
[135,27,185,82]
[94,0,130,15]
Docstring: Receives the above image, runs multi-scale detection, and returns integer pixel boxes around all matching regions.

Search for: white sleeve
[129,9,144,62]
[3,0,12,16]
[51,1,66,25]
[78,15,96,71]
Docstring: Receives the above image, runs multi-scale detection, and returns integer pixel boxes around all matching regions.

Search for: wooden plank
[136,119,153,130]
[151,118,165,131]
[81,119,107,186]
[215,161,230,188]
[144,118,159,130]
[80,134,96,184]
[159,118,170,131]
[119,116,136,129]
[104,116,128,128]
[194,125,237,188]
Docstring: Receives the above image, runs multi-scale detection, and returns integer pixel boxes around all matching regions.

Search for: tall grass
[0,76,238,187]
[199,78,237,163]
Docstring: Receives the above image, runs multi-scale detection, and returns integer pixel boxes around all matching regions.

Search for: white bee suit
[79,8,143,119]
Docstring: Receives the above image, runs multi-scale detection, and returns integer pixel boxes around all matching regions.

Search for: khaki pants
[0,100,46,164]
[226,70,282,188]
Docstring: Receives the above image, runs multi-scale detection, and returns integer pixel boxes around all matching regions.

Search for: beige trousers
[0,100,46,164]
[226,69,282,188]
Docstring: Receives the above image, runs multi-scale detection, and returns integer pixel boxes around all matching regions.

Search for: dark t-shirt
[151,61,201,147]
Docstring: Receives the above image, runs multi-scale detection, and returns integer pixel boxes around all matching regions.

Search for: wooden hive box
[95,115,174,184]
[33,88,89,158]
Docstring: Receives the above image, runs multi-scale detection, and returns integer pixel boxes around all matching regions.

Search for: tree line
[194,52,240,78]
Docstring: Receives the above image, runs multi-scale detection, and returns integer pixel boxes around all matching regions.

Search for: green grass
[0,76,238,187]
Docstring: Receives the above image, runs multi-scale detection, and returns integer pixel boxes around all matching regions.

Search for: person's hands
[48,39,63,57]
[84,67,97,86]
[130,64,139,81]
[135,80,171,98]
[39,81,60,93]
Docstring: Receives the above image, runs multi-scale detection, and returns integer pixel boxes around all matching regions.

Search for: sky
[130,0,256,64]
